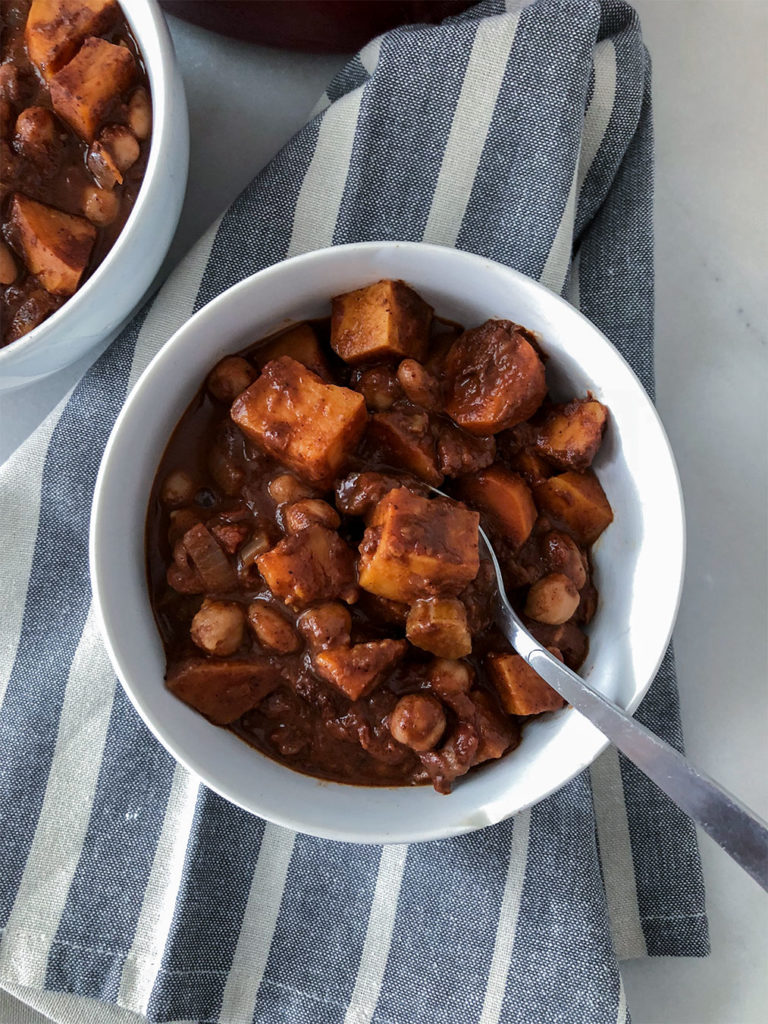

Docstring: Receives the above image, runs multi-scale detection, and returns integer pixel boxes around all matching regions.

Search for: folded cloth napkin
[0,1,709,1021]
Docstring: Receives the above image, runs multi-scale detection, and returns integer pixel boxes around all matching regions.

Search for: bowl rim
[90,239,686,843]
[0,0,176,368]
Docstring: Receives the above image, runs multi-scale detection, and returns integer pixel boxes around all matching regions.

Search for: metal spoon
[474,519,768,891]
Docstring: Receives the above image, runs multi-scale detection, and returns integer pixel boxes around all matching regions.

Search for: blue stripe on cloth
[250,837,381,1023]
[455,0,599,276]
[499,780,623,1023]
[145,791,267,1023]
[192,116,323,309]
[331,17,478,245]
[374,823,513,1024]
[0,314,145,930]
[325,55,371,106]
[574,4,646,243]
[44,688,178,1000]
[576,43,655,396]
[618,652,709,957]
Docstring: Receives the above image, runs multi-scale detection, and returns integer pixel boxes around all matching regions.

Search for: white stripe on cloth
[308,37,380,121]
[539,39,617,294]
[616,974,628,1024]
[590,750,648,960]
[0,982,153,1024]
[286,85,368,259]
[116,766,199,1016]
[217,826,296,1024]
[477,808,532,1024]
[0,394,70,711]
[0,605,116,987]
[421,11,522,247]
[343,844,408,1024]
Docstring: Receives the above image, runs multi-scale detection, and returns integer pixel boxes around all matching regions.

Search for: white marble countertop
[1,3,766,1023]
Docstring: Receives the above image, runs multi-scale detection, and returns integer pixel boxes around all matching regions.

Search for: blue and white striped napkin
[0,2,708,1021]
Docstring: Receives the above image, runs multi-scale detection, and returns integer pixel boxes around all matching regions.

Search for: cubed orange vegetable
[443,319,547,435]
[486,651,566,716]
[358,488,479,603]
[257,525,356,609]
[25,0,118,79]
[7,193,96,296]
[166,658,283,725]
[534,470,613,545]
[253,323,330,379]
[231,356,367,488]
[459,464,536,549]
[406,598,472,659]
[313,639,407,701]
[49,36,136,141]
[331,279,432,364]
[535,399,608,471]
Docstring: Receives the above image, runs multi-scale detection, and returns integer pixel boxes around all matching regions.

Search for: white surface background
[1,3,766,1023]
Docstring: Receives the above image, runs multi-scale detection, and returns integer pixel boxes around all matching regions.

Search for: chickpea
[14,106,58,174]
[128,87,152,140]
[190,599,245,656]
[543,531,587,589]
[297,602,351,650]
[353,366,402,411]
[389,694,446,752]
[396,359,440,410]
[160,469,197,507]
[283,499,340,533]
[524,573,580,625]
[248,602,300,653]
[268,473,314,505]
[427,658,472,695]
[0,241,17,286]
[206,356,257,402]
[82,184,120,226]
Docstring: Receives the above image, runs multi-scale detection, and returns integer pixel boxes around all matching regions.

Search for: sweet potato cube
[253,323,330,379]
[486,652,566,716]
[406,598,472,659]
[166,658,283,725]
[50,37,136,141]
[257,525,356,609]
[507,449,554,486]
[7,193,96,296]
[25,0,119,79]
[443,319,547,435]
[534,470,613,545]
[314,639,407,701]
[459,465,537,550]
[331,279,433,364]
[231,356,367,488]
[535,399,608,471]
[358,488,479,603]
[367,408,442,485]
[472,689,519,763]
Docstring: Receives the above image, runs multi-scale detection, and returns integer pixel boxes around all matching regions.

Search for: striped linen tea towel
[0,1,709,1022]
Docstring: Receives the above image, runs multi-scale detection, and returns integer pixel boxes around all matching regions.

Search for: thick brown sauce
[0,0,151,348]
[146,317,593,790]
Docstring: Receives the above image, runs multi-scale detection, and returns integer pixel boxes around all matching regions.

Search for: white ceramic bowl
[91,241,685,843]
[0,0,188,391]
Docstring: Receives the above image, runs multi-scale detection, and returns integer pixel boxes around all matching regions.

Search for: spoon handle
[495,597,768,892]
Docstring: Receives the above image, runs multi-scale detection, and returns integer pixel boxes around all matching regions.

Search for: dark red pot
[160,1,475,53]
